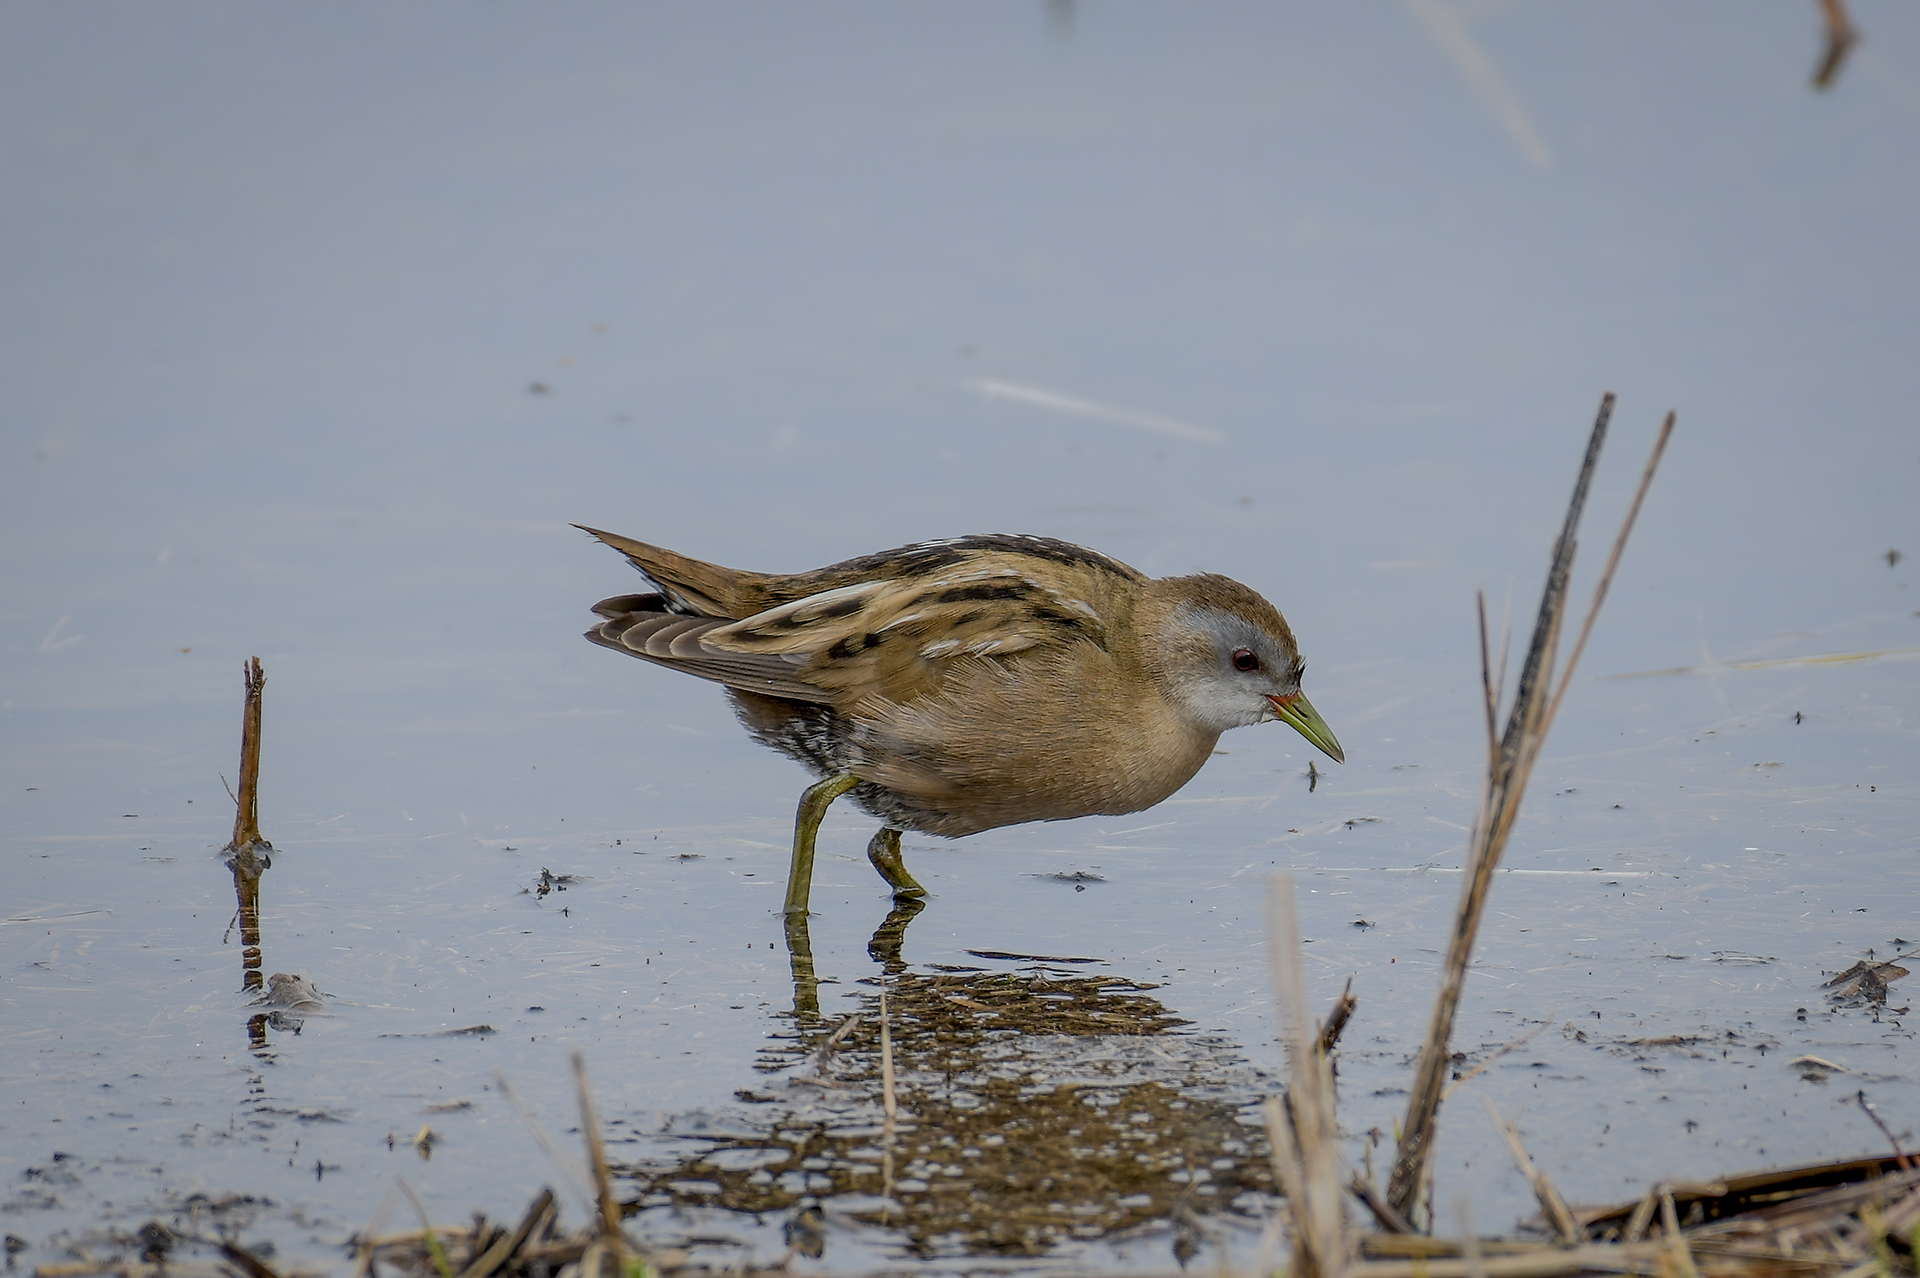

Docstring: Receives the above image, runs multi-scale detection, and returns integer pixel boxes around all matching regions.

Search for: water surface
[3,5,1918,1272]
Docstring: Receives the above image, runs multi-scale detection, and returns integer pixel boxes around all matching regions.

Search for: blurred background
[2,2,1916,1269]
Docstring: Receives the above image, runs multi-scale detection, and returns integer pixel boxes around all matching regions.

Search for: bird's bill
[1267,691,1345,764]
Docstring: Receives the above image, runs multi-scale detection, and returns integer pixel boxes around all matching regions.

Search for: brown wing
[586,595,827,702]
[702,557,1121,704]
[583,532,1140,707]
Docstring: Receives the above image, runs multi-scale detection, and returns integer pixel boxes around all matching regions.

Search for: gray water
[3,4,1918,1273]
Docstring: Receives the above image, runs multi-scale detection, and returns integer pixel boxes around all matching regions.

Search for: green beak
[1267,692,1345,764]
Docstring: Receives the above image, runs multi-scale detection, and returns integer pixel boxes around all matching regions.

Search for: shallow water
[4,5,1919,1273]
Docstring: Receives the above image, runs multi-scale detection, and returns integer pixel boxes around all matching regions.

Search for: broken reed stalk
[570,1051,625,1256]
[1385,398,1675,1224]
[1659,1190,1702,1278]
[227,657,269,861]
[217,1239,286,1278]
[451,1186,555,1278]
[1319,977,1358,1055]
[223,657,272,998]
[1266,874,1350,1278]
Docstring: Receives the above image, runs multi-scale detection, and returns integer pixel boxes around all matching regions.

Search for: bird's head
[1145,574,1345,763]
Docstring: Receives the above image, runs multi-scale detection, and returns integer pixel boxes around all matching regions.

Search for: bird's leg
[865,827,926,900]
[784,772,860,917]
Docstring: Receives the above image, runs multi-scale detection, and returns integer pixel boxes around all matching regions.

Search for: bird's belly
[850,725,1219,838]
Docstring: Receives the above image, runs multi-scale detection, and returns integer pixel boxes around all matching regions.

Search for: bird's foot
[865,827,926,899]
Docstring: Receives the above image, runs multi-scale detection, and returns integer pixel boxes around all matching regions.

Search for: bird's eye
[1232,648,1261,672]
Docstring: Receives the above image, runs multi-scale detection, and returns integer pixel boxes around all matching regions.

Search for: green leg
[783,772,859,918]
[865,827,926,900]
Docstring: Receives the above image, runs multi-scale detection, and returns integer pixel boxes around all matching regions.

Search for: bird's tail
[574,526,769,619]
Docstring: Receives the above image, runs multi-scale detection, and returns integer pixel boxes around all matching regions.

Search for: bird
[578,527,1344,917]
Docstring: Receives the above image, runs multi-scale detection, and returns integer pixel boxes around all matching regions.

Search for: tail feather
[584,593,830,702]
[574,526,769,619]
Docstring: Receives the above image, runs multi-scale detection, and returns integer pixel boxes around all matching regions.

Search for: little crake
[580,528,1343,916]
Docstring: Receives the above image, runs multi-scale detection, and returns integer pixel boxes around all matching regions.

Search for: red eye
[1232,648,1260,672]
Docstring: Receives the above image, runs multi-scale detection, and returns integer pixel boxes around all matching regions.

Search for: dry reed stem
[1319,977,1359,1054]
[1624,1188,1661,1244]
[1814,0,1861,90]
[571,1052,624,1253]
[1387,396,1676,1223]
[1267,874,1350,1278]
[455,1187,555,1278]
[1661,1190,1703,1278]
[1457,1198,1490,1278]
[215,1239,284,1278]
[1541,412,1676,734]
[229,657,266,851]
[1351,1175,1418,1235]
[1345,1244,1669,1278]
[1483,1099,1581,1245]
[1477,595,1499,763]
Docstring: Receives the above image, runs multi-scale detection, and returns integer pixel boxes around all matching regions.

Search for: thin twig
[494,1072,596,1216]
[1387,396,1675,1223]
[1476,593,1498,765]
[1350,1175,1417,1235]
[1543,412,1675,732]
[1456,1196,1488,1278]
[1493,584,1513,732]
[396,1179,457,1278]
[351,1181,401,1278]
[1813,0,1861,90]
[1500,393,1612,772]
[1267,875,1349,1278]
[1483,1099,1581,1245]
[1441,1016,1557,1101]
[1854,1090,1915,1171]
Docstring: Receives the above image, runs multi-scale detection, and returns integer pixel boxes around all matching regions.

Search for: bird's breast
[845,662,1221,836]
